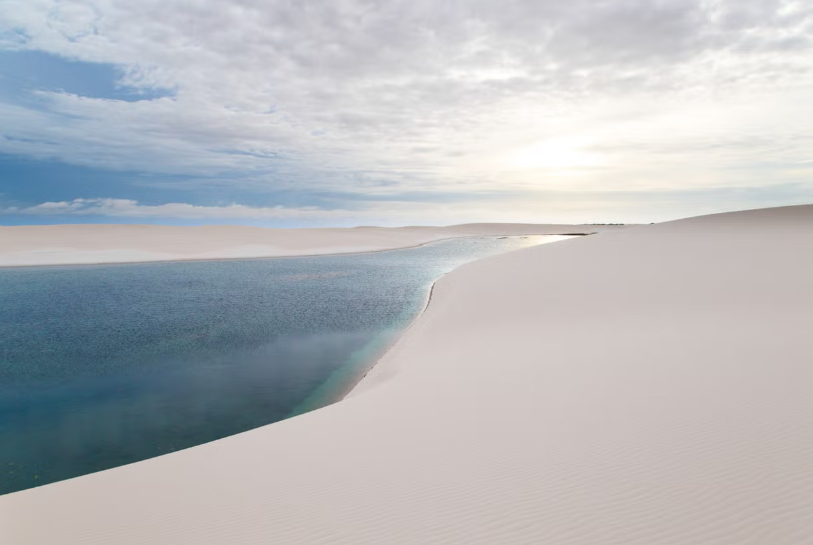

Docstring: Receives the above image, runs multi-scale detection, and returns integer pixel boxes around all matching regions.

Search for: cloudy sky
[1,0,811,226]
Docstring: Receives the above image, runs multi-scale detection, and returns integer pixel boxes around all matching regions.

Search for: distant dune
[2,205,813,544]
[0,223,616,267]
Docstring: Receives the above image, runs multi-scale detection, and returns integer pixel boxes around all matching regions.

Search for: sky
[0,0,811,227]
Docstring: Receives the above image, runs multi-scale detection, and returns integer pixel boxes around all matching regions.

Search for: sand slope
[2,205,813,544]
[0,223,605,267]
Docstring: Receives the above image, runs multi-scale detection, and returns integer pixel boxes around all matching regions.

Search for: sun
[508,136,600,171]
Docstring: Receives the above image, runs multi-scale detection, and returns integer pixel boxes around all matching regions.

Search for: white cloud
[1,0,812,222]
[6,198,359,220]
[6,187,811,227]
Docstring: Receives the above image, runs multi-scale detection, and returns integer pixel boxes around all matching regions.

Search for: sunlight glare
[509,136,600,171]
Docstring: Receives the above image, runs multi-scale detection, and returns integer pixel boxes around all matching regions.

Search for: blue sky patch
[0,154,192,205]
[0,50,173,104]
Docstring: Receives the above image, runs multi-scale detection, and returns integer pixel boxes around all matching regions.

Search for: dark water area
[0,235,564,495]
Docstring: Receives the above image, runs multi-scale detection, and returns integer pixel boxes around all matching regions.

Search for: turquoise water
[0,235,562,495]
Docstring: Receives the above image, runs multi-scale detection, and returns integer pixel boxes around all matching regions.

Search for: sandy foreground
[2,205,813,544]
[0,223,606,267]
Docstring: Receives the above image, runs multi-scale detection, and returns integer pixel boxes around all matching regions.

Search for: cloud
[5,198,358,220]
[0,0,812,223]
[5,181,812,227]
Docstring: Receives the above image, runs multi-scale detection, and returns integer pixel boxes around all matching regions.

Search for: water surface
[0,235,566,494]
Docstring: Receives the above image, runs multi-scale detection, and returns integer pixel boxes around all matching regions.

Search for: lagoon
[0,235,565,495]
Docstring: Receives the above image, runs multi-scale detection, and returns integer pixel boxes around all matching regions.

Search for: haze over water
[0,235,565,495]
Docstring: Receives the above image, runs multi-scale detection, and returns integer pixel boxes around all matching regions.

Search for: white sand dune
[0,223,604,267]
[3,205,813,544]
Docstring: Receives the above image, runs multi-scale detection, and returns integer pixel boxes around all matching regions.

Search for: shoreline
[0,223,605,269]
[344,275,439,400]
[293,234,578,415]
[0,233,591,270]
